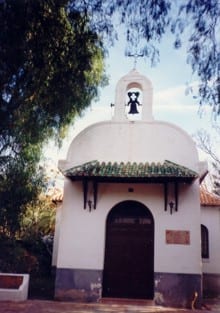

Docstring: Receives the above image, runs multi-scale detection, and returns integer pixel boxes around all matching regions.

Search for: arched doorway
[102,200,154,300]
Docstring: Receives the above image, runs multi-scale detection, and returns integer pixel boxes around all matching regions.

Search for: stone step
[100,297,155,306]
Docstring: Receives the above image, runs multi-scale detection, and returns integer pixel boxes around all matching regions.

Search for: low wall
[154,272,202,309]
[203,273,220,298]
[55,268,202,309]
[0,273,29,301]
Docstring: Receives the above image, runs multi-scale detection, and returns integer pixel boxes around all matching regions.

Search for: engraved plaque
[166,230,190,245]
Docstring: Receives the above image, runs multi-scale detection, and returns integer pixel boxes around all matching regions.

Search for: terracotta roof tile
[50,188,63,203]
[64,160,197,180]
[200,188,220,206]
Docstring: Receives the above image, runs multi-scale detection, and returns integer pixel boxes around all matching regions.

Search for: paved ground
[0,299,220,313]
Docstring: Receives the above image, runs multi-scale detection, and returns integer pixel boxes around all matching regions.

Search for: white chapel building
[54,69,220,308]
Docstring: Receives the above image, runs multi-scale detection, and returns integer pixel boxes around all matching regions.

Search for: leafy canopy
[1,0,220,236]
[0,0,106,235]
[0,0,106,149]
[71,0,220,115]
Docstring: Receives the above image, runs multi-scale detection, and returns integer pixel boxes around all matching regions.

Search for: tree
[1,0,220,235]
[0,0,106,235]
[71,0,220,115]
[0,0,106,147]
[194,127,220,196]
[0,156,44,236]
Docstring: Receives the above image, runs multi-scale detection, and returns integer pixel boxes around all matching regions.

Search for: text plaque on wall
[166,230,190,245]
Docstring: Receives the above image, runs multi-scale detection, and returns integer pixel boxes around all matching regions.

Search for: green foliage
[0,1,105,297]
[1,0,219,237]
[0,194,56,298]
[0,0,106,235]
[0,236,39,274]
[71,0,220,115]
[0,0,106,145]
[212,162,220,197]
[172,1,220,115]
[194,127,220,196]
[0,157,44,236]
[20,195,56,240]
[0,234,54,298]
[1,0,219,299]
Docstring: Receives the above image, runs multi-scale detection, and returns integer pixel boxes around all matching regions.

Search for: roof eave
[66,175,196,184]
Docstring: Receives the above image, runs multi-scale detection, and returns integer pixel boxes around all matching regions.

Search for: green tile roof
[63,160,197,182]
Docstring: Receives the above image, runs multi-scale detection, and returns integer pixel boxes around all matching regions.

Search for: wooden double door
[102,201,154,299]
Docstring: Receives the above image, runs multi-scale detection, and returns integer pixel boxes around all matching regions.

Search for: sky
[57,37,214,156]
[43,31,220,192]
[45,31,218,170]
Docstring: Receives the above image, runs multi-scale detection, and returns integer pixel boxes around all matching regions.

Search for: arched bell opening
[113,69,153,122]
[102,200,154,300]
[125,83,143,120]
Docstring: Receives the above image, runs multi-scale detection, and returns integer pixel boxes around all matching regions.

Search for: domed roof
[58,69,199,178]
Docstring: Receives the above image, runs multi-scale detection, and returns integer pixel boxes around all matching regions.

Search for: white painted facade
[201,203,220,297]
[201,206,220,274]
[55,69,204,307]
[57,181,201,274]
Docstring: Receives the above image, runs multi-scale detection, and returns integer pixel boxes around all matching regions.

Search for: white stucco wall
[57,179,201,275]
[201,206,220,274]
[52,205,62,267]
[59,120,198,172]
[56,69,202,278]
